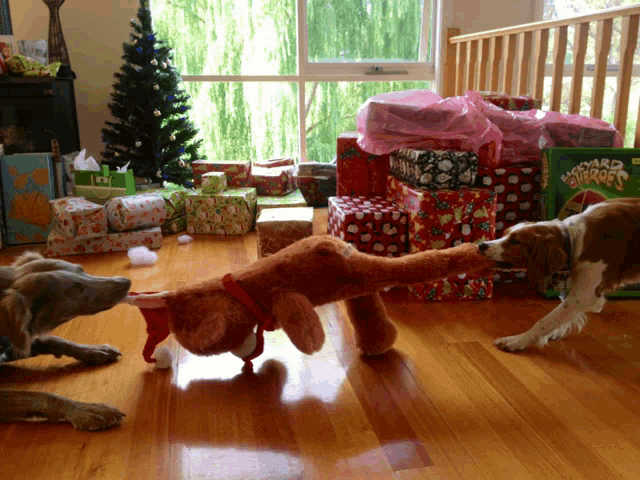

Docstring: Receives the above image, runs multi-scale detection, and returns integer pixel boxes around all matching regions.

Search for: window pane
[152,0,297,76]
[305,81,431,163]
[186,82,299,161]
[306,0,426,63]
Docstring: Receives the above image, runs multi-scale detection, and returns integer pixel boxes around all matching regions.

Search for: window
[151,0,434,163]
[540,0,639,146]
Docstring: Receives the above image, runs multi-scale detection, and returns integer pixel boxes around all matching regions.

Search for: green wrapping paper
[256,189,307,213]
[185,188,257,235]
[143,186,189,219]
[161,215,187,234]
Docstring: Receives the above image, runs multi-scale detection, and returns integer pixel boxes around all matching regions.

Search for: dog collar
[222,273,275,372]
[558,222,572,270]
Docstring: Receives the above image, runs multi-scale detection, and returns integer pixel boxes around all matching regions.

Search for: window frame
[178,0,436,162]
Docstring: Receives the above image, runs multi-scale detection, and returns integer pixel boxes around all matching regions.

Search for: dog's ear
[11,251,44,268]
[271,291,324,355]
[0,290,32,357]
[527,239,567,286]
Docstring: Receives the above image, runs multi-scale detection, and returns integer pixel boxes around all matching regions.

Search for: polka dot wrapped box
[327,196,408,257]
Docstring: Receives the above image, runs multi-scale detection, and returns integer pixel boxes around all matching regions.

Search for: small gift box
[44,227,162,257]
[254,157,295,168]
[252,166,296,196]
[185,188,257,235]
[337,132,389,197]
[257,189,307,213]
[390,148,478,190]
[256,207,314,257]
[328,196,408,257]
[201,172,227,194]
[106,193,167,232]
[192,161,252,188]
[50,196,107,240]
[161,215,187,234]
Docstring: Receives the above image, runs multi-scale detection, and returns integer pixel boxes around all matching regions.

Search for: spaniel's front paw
[493,334,532,352]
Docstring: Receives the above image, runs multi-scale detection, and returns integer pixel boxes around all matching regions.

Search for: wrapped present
[337,132,390,197]
[185,188,257,235]
[254,157,295,168]
[390,148,478,190]
[106,193,167,232]
[296,162,336,177]
[478,92,542,111]
[143,186,189,219]
[327,196,408,257]
[44,227,162,257]
[251,166,296,196]
[162,215,187,234]
[1,153,56,245]
[192,161,252,188]
[410,276,494,301]
[201,172,227,194]
[475,166,541,235]
[257,189,307,213]
[50,196,107,240]
[256,207,314,257]
[296,175,336,207]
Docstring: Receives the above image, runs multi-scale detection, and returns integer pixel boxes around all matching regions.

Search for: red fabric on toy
[128,292,171,363]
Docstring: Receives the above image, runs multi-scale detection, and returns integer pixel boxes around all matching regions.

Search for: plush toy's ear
[272,291,324,355]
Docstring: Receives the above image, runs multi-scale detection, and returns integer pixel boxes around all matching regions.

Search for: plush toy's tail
[126,292,171,363]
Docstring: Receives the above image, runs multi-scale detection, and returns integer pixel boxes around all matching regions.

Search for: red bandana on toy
[130,273,276,371]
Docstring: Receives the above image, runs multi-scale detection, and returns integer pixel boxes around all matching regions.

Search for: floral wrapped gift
[44,227,162,257]
[256,207,314,257]
[185,188,257,235]
[106,193,167,232]
[201,172,227,194]
[256,189,307,213]
[50,196,107,240]
[192,161,252,188]
[251,166,296,196]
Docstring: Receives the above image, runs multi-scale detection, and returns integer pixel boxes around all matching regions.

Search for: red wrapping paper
[337,132,390,197]
[479,92,542,111]
[327,196,408,257]
[192,161,252,188]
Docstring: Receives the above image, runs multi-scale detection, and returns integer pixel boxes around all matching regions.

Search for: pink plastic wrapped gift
[192,161,252,188]
[532,110,624,149]
[105,193,167,232]
[44,227,162,257]
[50,197,107,240]
[252,166,296,196]
[356,89,502,165]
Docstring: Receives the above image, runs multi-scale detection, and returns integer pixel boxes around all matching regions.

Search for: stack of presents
[330,89,635,300]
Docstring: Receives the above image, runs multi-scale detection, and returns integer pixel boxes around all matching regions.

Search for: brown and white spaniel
[478,197,640,351]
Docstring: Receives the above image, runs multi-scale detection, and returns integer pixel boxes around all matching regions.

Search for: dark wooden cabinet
[0,76,81,155]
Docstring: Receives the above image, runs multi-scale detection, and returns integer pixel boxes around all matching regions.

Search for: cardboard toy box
[539,147,640,298]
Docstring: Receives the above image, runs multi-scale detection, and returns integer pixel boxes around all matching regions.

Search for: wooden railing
[443,5,640,147]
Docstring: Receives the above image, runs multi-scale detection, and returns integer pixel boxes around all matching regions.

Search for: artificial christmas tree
[101,0,201,187]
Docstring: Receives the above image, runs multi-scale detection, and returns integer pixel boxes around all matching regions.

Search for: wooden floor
[1,209,640,480]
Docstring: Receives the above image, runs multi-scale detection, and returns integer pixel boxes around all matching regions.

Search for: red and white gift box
[192,161,252,188]
[105,193,167,232]
[337,132,390,197]
[49,197,107,240]
[479,92,542,111]
[44,227,162,257]
[251,166,296,196]
[328,196,408,257]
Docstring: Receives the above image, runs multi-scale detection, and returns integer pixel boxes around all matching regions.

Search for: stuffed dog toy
[126,235,495,371]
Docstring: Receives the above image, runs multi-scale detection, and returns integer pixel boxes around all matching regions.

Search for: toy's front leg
[344,292,397,355]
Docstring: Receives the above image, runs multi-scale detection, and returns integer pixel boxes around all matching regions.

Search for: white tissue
[73,149,100,171]
[177,235,193,244]
[116,161,131,173]
[127,246,158,266]
[153,346,173,369]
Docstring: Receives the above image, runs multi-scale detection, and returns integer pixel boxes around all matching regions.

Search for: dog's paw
[69,403,125,431]
[493,334,532,352]
[77,344,122,364]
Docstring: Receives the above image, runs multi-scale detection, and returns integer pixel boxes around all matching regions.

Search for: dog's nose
[478,243,489,252]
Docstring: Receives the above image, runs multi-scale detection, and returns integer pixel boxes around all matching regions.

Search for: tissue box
[50,197,107,240]
[106,193,167,232]
[479,92,542,111]
[161,215,187,234]
[255,157,295,168]
[257,189,307,213]
[201,172,227,194]
[192,161,252,188]
[143,187,189,219]
[252,166,296,196]
[390,148,479,190]
[185,188,257,235]
[256,207,314,257]
[337,132,390,197]
[328,196,408,257]
[44,227,162,257]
